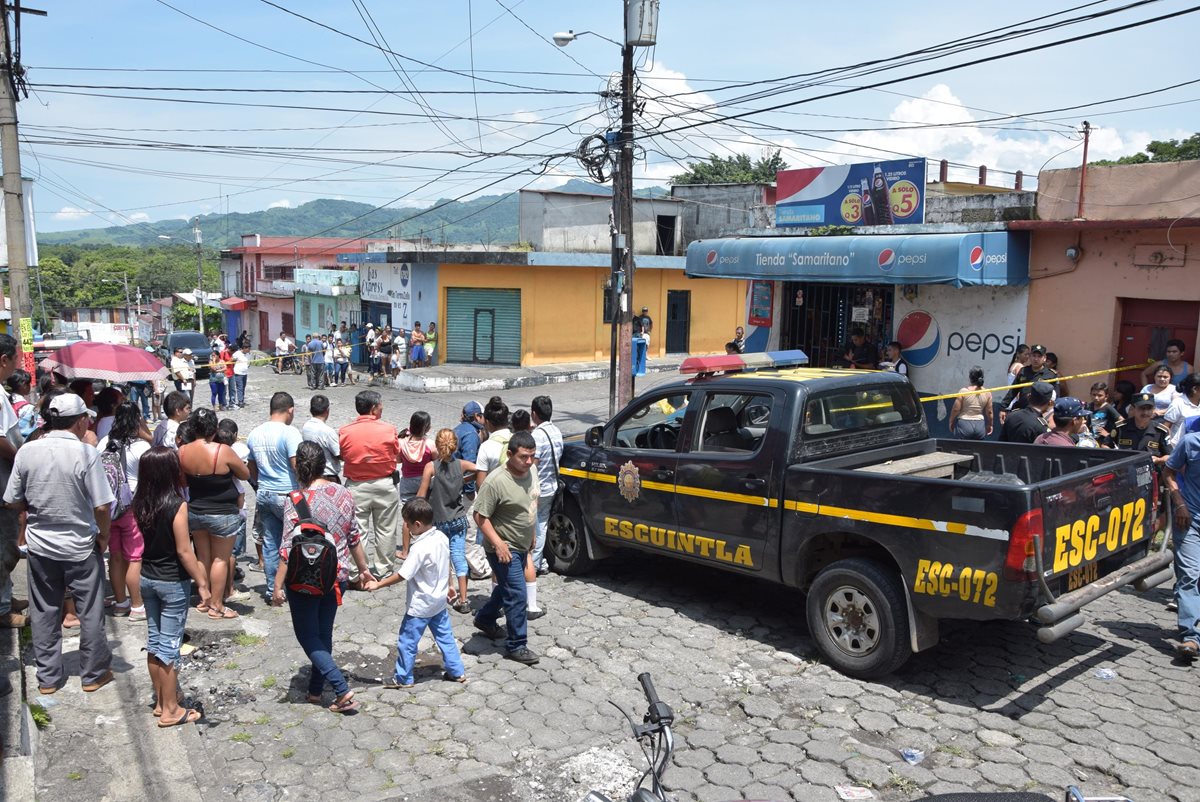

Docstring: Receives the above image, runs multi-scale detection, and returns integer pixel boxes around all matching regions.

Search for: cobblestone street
[26,371,1200,801]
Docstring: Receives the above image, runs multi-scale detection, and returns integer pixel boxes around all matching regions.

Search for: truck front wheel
[547,498,595,576]
[806,558,912,679]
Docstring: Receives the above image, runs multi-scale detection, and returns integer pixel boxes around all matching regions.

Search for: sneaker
[0,612,27,628]
[10,599,28,613]
[233,567,245,582]
[504,647,540,665]
[452,600,472,614]
[109,604,131,618]
[1167,600,1179,612]
[128,607,147,622]
[473,618,506,640]
[226,589,251,603]
[535,565,550,577]
[81,669,114,692]
[526,608,546,621]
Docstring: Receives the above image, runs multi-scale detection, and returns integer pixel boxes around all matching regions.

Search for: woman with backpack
[178,409,249,619]
[98,401,153,621]
[272,441,373,714]
[417,429,477,614]
[134,446,210,727]
[397,411,435,557]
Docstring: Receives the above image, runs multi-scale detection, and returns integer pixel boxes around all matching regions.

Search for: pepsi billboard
[686,231,1029,288]
[776,159,926,228]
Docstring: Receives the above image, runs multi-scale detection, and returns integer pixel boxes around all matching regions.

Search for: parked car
[159,330,213,379]
[548,352,1170,678]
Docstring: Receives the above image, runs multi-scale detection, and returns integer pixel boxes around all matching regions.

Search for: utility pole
[193,216,205,335]
[614,38,636,410]
[0,4,45,373]
[1076,121,1091,220]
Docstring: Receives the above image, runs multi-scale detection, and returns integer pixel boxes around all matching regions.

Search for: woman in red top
[397,410,434,557]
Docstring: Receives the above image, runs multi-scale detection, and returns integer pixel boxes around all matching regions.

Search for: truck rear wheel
[547,498,595,576]
[806,558,912,679]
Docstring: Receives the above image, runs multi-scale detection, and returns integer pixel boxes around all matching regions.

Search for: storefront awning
[686,231,1028,287]
[220,297,251,311]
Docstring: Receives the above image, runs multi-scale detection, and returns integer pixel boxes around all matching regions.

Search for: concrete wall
[671,184,773,242]
[410,264,439,333]
[436,263,745,365]
[924,190,1035,224]
[518,191,684,255]
[257,296,293,342]
[1038,161,1200,221]
[1026,226,1200,383]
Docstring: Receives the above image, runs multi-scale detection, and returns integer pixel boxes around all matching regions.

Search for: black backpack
[283,491,338,596]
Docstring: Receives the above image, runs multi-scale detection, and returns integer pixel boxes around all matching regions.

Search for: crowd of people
[0,349,564,723]
[269,321,441,388]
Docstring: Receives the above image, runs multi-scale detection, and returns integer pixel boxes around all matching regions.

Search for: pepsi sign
[896,310,941,368]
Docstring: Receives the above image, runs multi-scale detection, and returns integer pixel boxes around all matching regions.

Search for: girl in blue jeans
[417,428,478,614]
[134,447,211,728]
[272,442,375,713]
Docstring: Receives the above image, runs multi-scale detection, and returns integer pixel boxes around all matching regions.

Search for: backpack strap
[288,489,313,522]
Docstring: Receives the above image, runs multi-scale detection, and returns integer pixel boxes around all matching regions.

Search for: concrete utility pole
[0,4,45,372]
[193,217,205,335]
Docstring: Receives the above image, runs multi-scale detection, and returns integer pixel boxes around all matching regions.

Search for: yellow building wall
[437,263,745,366]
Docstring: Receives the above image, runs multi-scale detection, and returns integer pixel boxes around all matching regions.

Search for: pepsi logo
[969,246,984,270]
[896,310,941,368]
[878,248,896,271]
[706,250,718,266]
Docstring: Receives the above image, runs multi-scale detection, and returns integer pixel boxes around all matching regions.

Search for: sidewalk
[389,355,687,393]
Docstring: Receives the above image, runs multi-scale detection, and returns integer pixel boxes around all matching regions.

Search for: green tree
[170,302,223,333]
[671,150,789,185]
[1092,133,1200,166]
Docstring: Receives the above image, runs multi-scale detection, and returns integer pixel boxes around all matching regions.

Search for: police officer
[1112,391,1172,465]
[999,380,1054,444]
[1000,344,1059,422]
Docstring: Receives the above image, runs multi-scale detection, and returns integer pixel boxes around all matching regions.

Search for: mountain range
[38,179,668,250]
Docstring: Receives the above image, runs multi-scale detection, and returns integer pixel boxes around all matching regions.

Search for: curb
[389,360,683,394]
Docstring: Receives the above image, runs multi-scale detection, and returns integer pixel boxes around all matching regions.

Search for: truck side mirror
[585,425,604,447]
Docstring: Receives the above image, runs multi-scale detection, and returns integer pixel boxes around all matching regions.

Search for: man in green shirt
[473,430,540,665]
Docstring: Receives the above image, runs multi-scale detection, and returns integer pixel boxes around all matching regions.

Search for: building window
[300,298,311,330]
[260,265,295,281]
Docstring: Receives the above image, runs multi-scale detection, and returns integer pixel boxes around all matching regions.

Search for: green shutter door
[445,288,522,365]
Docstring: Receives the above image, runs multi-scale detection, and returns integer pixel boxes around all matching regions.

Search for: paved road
[28,369,1200,802]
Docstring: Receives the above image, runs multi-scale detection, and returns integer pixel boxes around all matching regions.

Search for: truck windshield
[802,385,921,436]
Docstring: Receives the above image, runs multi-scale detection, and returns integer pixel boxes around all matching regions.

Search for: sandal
[329,692,359,713]
[304,694,323,705]
[194,603,210,613]
[1177,640,1199,658]
[442,672,467,683]
[382,680,415,690]
[207,607,239,620]
[157,708,203,728]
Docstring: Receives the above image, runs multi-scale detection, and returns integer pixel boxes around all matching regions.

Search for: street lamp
[557,0,659,416]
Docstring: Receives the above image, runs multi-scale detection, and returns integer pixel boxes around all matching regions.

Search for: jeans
[369,355,382,375]
[325,363,336,383]
[209,381,226,408]
[286,587,349,697]
[393,609,464,684]
[232,374,247,406]
[633,336,648,377]
[1173,516,1200,645]
[438,517,469,578]
[533,495,554,571]
[130,382,152,418]
[141,577,190,666]
[255,489,287,592]
[475,549,527,653]
[336,362,348,384]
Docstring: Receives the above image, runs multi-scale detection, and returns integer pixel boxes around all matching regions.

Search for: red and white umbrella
[38,341,169,383]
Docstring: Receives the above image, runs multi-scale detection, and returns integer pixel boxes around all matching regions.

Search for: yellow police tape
[919,360,1156,404]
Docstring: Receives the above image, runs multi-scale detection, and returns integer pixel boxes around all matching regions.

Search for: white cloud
[54,206,91,220]
[268,199,292,209]
[129,212,150,223]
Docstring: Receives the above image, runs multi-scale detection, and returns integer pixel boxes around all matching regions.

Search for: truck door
[582,390,693,554]
[673,389,781,575]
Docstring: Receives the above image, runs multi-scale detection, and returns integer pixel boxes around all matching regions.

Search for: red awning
[220,297,251,311]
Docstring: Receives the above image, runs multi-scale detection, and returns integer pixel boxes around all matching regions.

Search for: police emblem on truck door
[618,461,641,503]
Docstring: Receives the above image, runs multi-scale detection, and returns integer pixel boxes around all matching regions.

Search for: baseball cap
[462,400,483,417]
[1053,397,1087,418]
[1030,380,1055,402]
[1131,391,1156,408]
[641,306,649,312]
[49,394,96,419]
[182,348,192,355]
[366,323,374,328]
[1030,344,1047,355]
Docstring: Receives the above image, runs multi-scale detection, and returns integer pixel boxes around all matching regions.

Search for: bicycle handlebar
[638,672,674,726]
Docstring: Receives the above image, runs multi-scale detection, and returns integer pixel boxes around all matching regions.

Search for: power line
[29,81,593,96]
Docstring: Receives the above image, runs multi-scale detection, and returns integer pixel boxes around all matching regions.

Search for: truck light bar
[679,349,809,375]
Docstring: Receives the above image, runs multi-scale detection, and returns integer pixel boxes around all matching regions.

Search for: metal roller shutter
[445,287,522,365]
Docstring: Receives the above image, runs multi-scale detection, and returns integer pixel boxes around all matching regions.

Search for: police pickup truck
[547,351,1174,678]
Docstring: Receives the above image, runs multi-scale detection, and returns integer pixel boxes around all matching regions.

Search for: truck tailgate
[1040,451,1156,591]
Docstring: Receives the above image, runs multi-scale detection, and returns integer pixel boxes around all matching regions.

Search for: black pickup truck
[547,360,1174,678]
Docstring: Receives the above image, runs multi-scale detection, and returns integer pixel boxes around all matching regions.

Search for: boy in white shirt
[367,498,465,686]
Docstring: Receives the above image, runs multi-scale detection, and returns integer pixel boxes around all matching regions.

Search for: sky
[17,0,1200,234]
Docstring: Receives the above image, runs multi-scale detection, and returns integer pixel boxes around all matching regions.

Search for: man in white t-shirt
[274,331,294,372]
[231,343,251,407]
[529,395,563,579]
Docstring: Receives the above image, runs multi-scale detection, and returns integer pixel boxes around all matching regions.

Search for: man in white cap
[4,393,114,694]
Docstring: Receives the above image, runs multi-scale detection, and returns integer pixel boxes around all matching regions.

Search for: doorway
[665,290,690,354]
[1117,298,1199,385]
[259,313,272,350]
[656,215,677,256]
[780,282,894,367]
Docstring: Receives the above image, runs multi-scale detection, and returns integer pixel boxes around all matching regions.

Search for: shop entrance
[780,282,894,367]
[1116,298,1199,386]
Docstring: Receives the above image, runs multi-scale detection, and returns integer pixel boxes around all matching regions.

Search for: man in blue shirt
[1165,419,1200,657]
[305,333,326,390]
[247,392,303,600]
[453,401,485,497]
